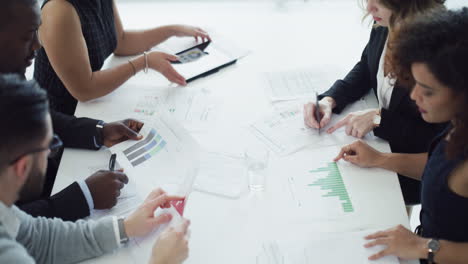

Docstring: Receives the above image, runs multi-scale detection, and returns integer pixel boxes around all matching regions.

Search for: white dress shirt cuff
[77,180,94,211]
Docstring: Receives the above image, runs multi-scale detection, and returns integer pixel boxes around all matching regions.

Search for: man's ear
[12,155,32,187]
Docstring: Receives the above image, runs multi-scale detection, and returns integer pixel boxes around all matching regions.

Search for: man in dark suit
[0,0,144,221]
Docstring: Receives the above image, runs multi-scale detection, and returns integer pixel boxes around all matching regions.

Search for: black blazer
[320,26,446,154]
[17,111,102,221]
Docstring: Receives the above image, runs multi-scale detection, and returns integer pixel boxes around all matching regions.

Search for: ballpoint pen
[109,153,116,171]
[315,92,322,135]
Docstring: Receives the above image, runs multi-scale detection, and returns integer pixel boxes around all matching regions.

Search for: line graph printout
[133,94,164,117]
[264,70,318,101]
[250,100,369,155]
[164,87,217,128]
[110,114,200,198]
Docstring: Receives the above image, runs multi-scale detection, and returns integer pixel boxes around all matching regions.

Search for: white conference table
[52,1,416,263]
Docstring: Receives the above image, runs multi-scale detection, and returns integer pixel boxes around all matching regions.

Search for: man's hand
[103,119,144,147]
[124,188,185,238]
[150,219,190,264]
[85,170,129,209]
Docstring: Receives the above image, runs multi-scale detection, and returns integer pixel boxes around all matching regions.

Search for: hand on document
[364,225,428,261]
[170,25,211,42]
[85,169,129,209]
[150,219,190,264]
[333,140,383,168]
[148,51,187,86]
[102,119,144,147]
[123,188,186,238]
[327,108,379,138]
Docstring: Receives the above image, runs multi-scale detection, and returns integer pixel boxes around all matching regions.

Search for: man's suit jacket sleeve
[319,29,377,114]
[51,110,101,150]
[18,182,90,222]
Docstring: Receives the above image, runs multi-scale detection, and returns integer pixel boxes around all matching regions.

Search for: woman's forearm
[434,241,468,264]
[376,152,427,180]
[414,239,468,264]
[72,56,145,101]
[114,26,175,56]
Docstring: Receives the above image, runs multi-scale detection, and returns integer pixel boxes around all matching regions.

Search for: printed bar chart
[122,128,168,167]
[309,162,354,213]
[131,140,167,167]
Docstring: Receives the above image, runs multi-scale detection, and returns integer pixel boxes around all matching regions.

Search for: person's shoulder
[42,0,78,20]
[370,25,388,38]
[41,0,81,35]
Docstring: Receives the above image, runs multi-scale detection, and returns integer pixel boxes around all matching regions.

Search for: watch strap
[118,218,129,244]
[428,251,435,264]
[95,120,105,147]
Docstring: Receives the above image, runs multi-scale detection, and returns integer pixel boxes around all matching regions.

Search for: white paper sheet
[250,99,370,155]
[164,87,217,129]
[109,114,200,198]
[257,230,400,264]
[193,151,246,199]
[72,161,141,220]
[264,70,319,101]
[128,206,185,264]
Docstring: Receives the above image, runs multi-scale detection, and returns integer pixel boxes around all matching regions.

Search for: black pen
[109,153,116,171]
[315,92,321,135]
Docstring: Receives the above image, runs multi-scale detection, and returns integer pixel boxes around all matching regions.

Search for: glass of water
[244,146,270,192]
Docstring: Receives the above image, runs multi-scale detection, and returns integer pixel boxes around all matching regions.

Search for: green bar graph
[308,162,354,213]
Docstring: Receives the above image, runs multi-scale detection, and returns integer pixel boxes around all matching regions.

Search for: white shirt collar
[0,201,20,239]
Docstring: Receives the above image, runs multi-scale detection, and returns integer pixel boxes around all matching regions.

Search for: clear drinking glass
[244,146,270,191]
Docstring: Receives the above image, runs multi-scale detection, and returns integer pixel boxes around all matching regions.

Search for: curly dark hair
[387,8,468,159]
[361,0,446,28]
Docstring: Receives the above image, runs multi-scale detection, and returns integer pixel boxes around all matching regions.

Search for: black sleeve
[374,108,447,153]
[318,30,375,114]
[51,110,101,149]
[17,182,90,222]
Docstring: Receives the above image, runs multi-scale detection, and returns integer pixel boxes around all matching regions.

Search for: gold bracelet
[128,60,137,76]
[143,51,148,74]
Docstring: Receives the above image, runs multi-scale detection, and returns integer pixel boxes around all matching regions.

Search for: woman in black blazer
[304,0,447,205]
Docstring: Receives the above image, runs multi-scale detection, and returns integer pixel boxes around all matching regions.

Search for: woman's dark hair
[388,7,468,159]
[0,74,49,169]
[361,0,446,28]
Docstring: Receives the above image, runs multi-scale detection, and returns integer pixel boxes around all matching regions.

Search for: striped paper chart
[309,162,354,213]
[123,128,167,167]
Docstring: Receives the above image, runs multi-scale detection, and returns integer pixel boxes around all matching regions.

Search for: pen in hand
[315,92,322,135]
[109,153,117,171]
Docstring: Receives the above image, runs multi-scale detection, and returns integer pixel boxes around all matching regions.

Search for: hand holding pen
[303,95,335,132]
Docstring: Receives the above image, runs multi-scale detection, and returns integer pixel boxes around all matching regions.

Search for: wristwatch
[95,120,106,147]
[373,109,382,128]
[118,218,129,244]
[427,238,440,264]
